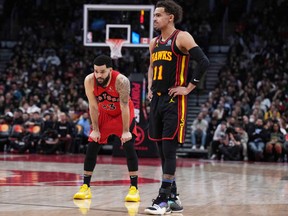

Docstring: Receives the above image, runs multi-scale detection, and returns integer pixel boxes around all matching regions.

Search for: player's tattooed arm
[116,74,130,105]
[116,74,131,136]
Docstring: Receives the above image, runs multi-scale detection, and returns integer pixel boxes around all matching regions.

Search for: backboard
[83,4,155,48]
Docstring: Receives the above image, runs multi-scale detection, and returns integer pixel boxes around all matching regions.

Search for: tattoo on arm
[116,75,130,104]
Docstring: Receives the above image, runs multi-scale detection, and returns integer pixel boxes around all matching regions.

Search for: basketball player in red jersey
[74,55,140,203]
[144,0,210,215]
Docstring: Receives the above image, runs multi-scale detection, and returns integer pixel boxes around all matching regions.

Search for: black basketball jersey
[151,30,189,93]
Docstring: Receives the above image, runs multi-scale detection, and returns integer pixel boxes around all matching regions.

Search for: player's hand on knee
[89,130,101,143]
[121,132,132,145]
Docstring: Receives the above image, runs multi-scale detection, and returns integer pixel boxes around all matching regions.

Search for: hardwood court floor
[1,153,288,216]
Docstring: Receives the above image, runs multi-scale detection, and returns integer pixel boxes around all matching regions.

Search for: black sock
[171,179,177,198]
[161,178,173,189]
[159,178,173,202]
[130,175,138,189]
[83,174,91,187]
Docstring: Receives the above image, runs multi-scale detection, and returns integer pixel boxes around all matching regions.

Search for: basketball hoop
[106,39,126,60]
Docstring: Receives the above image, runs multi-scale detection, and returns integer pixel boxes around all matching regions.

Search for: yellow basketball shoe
[73,184,92,199]
[125,186,140,202]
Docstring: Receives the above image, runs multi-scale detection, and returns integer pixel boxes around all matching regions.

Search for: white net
[106,39,126,60]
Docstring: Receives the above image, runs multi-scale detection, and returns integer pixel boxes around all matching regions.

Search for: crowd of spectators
[0,0,108,153]
[0,0,212,154]
[1,1,287,162]
[192,0,288,162]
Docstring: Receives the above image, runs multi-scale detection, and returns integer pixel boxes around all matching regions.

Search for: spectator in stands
[210,120,227,160]
[235,124,249,161]
[191,112,208,150]
[77,97,89,112]
[251,99,265,119]
[25,110,44,127]
[45,50,61,66]
[0,85,5,114]
[11,82,23,105]
[12,108,25,125]
[245,114,256,135]
[40,129,60,155]
[218,126,242,161]
[254,92,270,113]
[279,117,287,135]
[231,100,244,122]
[264,104,281,121]
[226,116,237,128]
[206,110,220,149]
[201,107,211,123]
[55,112,73,153]
[248,118,270,161]
[252,107,265,120]
[272,85,288,113]
[263,118,274,136]
[76,112,90,139]
[265,121,285,162]
[241,96,251,116]
[42,111,56,132]
[283,133,288,160]
[214,100,226,121]
[22,112,30,123]
[74,112,91,153]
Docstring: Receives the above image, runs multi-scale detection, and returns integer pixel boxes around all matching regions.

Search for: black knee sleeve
[157,141,165,172]
[123,136,138,172]
[161,140,178,175]
[84,142,101,171]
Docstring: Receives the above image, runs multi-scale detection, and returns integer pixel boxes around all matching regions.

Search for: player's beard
[96,74,110,87]
[154,22,160,31]
[154,27,161,33]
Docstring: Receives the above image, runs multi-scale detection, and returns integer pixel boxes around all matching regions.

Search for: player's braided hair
[156,0,183,24]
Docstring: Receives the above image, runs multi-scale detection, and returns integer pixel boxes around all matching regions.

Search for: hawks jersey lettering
[93,70,122,117]
[151,30,189,93]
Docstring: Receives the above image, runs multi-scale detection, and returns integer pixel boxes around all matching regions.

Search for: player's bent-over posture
[73,55,140,203]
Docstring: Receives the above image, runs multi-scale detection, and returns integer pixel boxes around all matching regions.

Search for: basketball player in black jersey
[144,0,210,215]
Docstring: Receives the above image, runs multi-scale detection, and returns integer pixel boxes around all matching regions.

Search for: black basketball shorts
[148,93,187,143]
